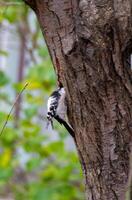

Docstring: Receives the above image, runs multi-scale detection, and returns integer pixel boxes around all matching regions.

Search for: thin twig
[0,83,29,136]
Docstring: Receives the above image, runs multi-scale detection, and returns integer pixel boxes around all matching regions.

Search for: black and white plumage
[47,87,74,137]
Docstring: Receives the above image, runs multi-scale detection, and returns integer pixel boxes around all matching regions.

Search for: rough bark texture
[24,0,132,199]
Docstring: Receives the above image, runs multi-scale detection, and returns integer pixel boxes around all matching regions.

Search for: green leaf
[0,167,13,181]
[33,187,55,200]
[24,105,38,119]
[1,128,18,146]
[26,156,41,171]
[0,50,8,56]
[0,71,9,87]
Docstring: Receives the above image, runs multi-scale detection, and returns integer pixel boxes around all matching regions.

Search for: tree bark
[24,0,132,199]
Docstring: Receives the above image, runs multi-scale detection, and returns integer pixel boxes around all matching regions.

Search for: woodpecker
[47,87,74,137]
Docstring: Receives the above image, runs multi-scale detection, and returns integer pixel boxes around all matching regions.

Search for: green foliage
[0,2,84,200]
[0,50,8,56]
[0,0,25,23]
[0,70,9,86]
[27,61,56,92]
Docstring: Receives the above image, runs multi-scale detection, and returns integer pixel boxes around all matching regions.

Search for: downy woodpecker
[47,87,74,137]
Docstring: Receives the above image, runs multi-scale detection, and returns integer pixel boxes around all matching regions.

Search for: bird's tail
[54,115,75,138]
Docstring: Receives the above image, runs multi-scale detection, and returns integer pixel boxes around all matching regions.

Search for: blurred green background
[0,1,84,199]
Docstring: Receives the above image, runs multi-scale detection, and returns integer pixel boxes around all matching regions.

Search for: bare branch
[0,83,29,136]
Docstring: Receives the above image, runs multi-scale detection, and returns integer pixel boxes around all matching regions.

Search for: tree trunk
[15,22,26,127]
[24,0,132,199]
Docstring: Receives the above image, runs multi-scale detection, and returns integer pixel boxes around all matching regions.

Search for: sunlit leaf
[0,50,8,56]
[0,148,12,167]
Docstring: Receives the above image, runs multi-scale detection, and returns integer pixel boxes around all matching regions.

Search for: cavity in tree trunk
[24,0,132,199]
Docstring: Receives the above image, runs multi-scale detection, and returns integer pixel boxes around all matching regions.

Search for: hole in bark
[123,40,132,70]
[124,53,132,69]
[79,38,95,60]
[106,26,114,50]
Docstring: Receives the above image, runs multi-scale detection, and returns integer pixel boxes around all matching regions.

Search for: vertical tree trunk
[24,1,132,199]
[14,23,26,127]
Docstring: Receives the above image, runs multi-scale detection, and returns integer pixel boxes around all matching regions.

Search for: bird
[47,86,74,138]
